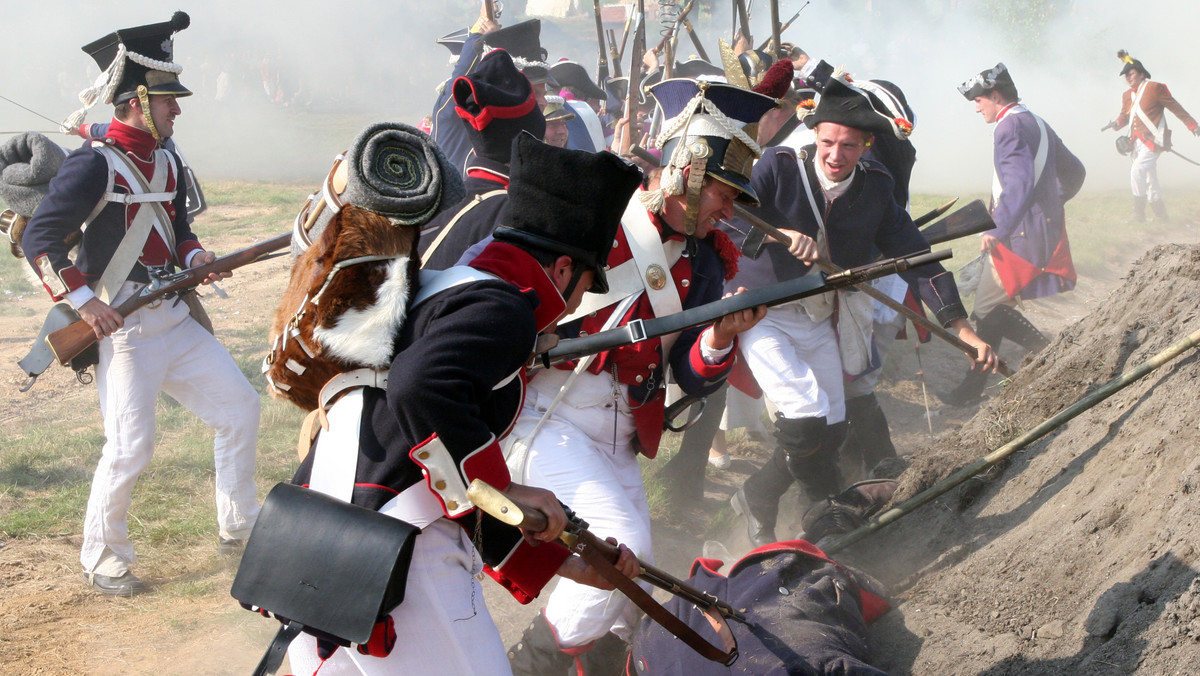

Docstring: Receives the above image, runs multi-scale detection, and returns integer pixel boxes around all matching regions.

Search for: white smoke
[3,0,1194,190]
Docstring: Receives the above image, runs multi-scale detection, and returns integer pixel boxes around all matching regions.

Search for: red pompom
[710,229,741,281]
[752,59,795,99]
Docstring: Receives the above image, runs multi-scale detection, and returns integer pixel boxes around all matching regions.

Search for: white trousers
[1130,138,1162,202]
[511,369,654,648]
[287,518,513,676]
[739,302,846,424]
[81,286,260,572]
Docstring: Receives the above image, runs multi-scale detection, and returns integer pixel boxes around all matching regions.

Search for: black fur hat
[452,49,546,164]
[494,133,643,294]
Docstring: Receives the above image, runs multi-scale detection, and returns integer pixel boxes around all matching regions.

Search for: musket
[592,0,610,88]
[618,0,647,158]
[681,14,711,63]
[913,197,959,228]
[768,0,782,60]
[542,248,951,366]
[756,5,805,52]
[733,0,753,44]
[653,0,695,57]
[46,233,291,365]
[483,0,499,23]
[467,479,742,663]
[616,10,634,62]
[732,201,1015,377]
[607,28,623,78]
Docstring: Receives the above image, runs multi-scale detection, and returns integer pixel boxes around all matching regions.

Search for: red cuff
[484,540,571,603]
[177,240,203,266]
[689,333,735,379]
[461,438,512,493]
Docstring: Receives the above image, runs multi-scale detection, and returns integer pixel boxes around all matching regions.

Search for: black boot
[1132,196,1147,222]
[939,309,1005,407]
[569,632,629,676]
[1150,200,1170,223]
[658,385,727,507]
[840,393,897,477]
[509,612,574,676]
[778,417,845,502]
[989,304,1049,353]
[733,416,825,547]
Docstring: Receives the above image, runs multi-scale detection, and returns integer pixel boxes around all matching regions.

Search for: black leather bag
[231,482,419,674]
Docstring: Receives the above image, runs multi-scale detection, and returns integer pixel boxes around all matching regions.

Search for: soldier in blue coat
[940,63,1085,406]
[23,13,262,596]
[728,78,997,547]
[419,48,546,270]
[629,541,893,675]
[430,9,554,173]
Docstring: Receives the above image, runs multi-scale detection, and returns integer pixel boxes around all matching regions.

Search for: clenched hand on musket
[501,482,640,590]
[780,227,999,374]
[77,250,232,340]
[707,287,767,351]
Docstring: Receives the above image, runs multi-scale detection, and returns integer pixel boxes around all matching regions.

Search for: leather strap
[575,540,737,665]
[420,189,505,266]
[252,621,305,676]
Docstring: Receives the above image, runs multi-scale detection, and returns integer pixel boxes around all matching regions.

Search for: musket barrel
[44,232,291,366]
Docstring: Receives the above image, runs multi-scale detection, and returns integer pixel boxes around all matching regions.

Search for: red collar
[104,118,159,159]
[995,102,1020,123]
[466,167,510,188]
[469,241,566,331]
[650,210,686,243]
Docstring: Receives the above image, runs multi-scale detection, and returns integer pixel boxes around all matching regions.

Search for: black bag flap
[231,482,419,645]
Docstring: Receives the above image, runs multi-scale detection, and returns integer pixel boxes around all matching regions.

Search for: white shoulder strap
[1130,81,1166,141]
[991,110,1049,204]
[564,192,684,321]
[90,143,177,303]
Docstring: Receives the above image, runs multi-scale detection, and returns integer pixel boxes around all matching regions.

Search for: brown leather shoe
[83,570,148,597]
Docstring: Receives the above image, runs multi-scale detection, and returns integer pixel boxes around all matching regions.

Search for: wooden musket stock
[46,233,290,365]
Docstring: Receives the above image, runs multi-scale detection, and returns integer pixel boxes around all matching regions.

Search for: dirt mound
[845,244,1200,674]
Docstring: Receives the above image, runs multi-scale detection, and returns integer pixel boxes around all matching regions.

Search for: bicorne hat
[674,57,726,81]
[805,77,910,138]
[484,20,555,87]
[549,60,606,101]
[436,28,470,59]
[452,49,546,164]
[957,63,1018,102]
[1117,50,1151,79]
[494,132,643,294]
[648,79,780,206]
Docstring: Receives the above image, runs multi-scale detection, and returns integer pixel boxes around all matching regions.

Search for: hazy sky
[2,0,1196,192]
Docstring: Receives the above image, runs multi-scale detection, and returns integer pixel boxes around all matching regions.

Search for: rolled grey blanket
[0,132,68,217]
[345,122,464,227]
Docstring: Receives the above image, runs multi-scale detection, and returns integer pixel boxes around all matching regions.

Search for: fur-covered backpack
[263,123,463,414]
